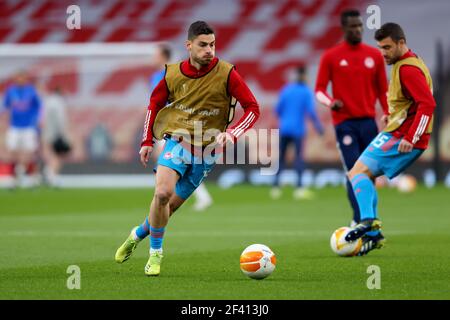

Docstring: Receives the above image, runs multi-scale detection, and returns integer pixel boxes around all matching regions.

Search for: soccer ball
[240,244,276,279]
[396,174,417,193]
[330,227,362,257]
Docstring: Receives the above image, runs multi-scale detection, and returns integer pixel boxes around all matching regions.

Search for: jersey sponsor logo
[364,57,375,69]
[339,59,348,67]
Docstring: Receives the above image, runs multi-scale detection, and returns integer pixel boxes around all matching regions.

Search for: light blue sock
[366,191,380,236]
[351,174,376,222]
[149,225,165,251]
[135,217,150,240]
[372,190,378,218]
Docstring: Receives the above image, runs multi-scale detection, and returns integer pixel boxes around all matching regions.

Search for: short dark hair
[188,21,214,40]
[340,9,360,26]
[374,22,406,43]
[158,43,171,61]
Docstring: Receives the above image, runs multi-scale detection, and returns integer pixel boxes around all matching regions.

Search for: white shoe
[293,188,315,200]
[193,198,213,211]
[270,187,282,199]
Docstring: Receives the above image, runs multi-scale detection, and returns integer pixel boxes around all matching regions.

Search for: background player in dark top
[315,9,389,226]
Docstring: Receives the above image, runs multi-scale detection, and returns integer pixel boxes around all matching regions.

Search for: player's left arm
[398,65,436,152]
[217,68,260,145]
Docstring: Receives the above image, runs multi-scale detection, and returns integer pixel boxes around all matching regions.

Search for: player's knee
[155,188,173,205]
[348,162,371,181]
[347,168,357,181]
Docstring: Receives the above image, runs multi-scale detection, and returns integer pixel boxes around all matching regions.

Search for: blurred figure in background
[41,86,71,187]
[315,9,389,226]
[271,66,324,200]
[149,43,213,211]
[1,71,41,188]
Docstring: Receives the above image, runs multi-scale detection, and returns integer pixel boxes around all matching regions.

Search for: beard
[386,49,402,65]
[348,37,362,45]
[346,32,362,45]
[193,54,213,66]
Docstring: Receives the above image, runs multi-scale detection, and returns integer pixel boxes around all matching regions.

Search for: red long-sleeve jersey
[390,50,436,149]
[315,41,389,125]
[141,57,260,147]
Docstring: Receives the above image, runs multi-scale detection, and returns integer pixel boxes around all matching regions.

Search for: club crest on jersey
[164,152,173,159]
[364,57,375,68]
[343,135,353,146]
[339,59,348,67]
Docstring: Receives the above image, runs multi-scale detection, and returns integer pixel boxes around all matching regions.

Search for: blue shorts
[154,137,217,200]
[359,132,424,179]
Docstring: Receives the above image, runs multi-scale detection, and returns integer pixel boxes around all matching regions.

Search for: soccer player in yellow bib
[346,23,436,255]
[115,21,260,276]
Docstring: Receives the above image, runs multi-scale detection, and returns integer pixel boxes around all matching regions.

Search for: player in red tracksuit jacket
[315,9,389,226]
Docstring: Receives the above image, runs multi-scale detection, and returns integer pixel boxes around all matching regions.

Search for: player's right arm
[140,78,169,167]
[315,52,342,111]
[306,88,324,135]
[275,87,286,117]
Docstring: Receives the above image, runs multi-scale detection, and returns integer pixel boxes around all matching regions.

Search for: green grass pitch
[1,184,449,299]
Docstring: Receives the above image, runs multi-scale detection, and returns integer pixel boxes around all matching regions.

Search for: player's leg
[345,132,405,248]
[6,128,22,187]
[271,135,290,199]
[358,119,380,235]
[134,138,167,238]
[345,159,384,245]
[144,150,217,276]
[168,192,187,215]
[335,122,362,224]
[144,165,180,276]
[129,139,174,242]
[16,128,39,187]
[134,189,186,241]
[292,137,313,200]
[115,165,180,269]
[357,118,380,211]
[348,160,378,220]
[348,160,385,256]
[42,142,62,187]
[345,132,395,252]
[115,138,186,265]
[358,119,379,153]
